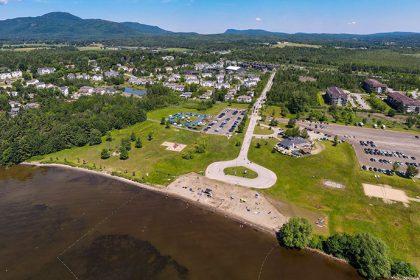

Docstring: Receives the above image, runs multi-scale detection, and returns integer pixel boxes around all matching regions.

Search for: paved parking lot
[298,120,420,175]
[203,108,246,136]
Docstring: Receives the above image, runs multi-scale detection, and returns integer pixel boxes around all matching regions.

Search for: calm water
[0,166,362,280]
[124,87,146,96]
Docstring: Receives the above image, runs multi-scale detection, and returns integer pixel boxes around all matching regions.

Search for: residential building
[37,67,56,75]
[363,79,388,94]
[26,79,39,86]
[237,95,252,103]
[325,87,349,106]
[91,74,103,82]
[387,91,420,114]
[104,70,120,78]
[180,92,193,99]
[60,86,69,97]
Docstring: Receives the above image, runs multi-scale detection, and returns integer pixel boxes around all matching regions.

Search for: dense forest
[0,88,179,166]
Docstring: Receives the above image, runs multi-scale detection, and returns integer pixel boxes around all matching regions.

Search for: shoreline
[20,162,354,268]
[21,162,278,235]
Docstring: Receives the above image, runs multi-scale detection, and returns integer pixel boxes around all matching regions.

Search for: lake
[0,165,361,280]
[124,87,146,96]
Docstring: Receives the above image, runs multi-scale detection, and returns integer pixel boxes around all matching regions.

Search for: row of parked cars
[363,147,416,160]
[362,165,394,176]
[359,140,377,148]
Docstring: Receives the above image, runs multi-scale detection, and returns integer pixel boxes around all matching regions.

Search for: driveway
[205,71,278,189]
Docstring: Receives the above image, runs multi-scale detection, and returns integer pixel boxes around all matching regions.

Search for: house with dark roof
[325,87,348,106]
[363,79,388,94]
[387,91,420,114]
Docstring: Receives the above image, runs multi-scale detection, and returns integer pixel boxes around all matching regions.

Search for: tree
[323,233,352,259]
[333,135,339,146]
[121,138,131,151]
[147,133,153,141]
[287,118,297,128]
[390,260,419,278]
[284,127,300,138]
[135,137,142,149]
[405,165,419,178]
[277,217,312,249]
[392,162,400,172]
[88,129,102,146]
[269,119,278,127]
[119,146,129,160]
[387,109,396,117]
[255,142,262,149]
[165,121,171,129]
[406,116,417,128]
[101,149,110,160]
[160,117,166,125]
[300,129,309,139]
[195,144,206,154]
[130,132,136,142]
[182,152,193,160]
[105,132,113,142]
[346,233,391,280]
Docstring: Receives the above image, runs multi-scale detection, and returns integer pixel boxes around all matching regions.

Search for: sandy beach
[22,162,288,234]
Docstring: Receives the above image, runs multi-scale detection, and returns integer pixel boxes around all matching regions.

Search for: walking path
[206,71,277,189]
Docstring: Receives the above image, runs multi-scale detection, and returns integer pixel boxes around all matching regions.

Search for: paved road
[206,72,278,189]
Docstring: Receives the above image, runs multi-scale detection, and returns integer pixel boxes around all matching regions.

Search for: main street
[206,71,277,189]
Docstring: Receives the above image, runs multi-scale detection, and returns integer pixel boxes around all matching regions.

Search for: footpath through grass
[249,139,420,267]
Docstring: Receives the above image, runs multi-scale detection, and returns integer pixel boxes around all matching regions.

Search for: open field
[224,166,258,179]
[248,140,420,266]
[31,120,245,186]
[272,42,322,49]
[254,125,275,135]
[163,47,191,52]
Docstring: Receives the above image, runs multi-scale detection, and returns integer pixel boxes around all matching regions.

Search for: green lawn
[249,139,420,266]
[254,125,275,135]
[32,120,245,186]
[224,166,258,179]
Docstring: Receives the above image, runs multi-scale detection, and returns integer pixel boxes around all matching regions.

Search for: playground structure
[167,112,208,129]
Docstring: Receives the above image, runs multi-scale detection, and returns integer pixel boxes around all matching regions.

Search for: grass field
[272,42,322,49]
[248,139,420,266]
[164,48,191,53]
[32,120,246,186]
[224,167,258,179]
[254,125,275,135]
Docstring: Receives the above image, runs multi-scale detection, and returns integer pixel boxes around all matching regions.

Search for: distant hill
[0,12,172,40]
[1,12,420,46]
[224,29,288,36]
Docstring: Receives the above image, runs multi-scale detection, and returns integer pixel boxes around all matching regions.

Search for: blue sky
[1,0,420,34]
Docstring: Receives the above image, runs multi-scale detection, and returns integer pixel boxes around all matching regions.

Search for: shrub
[119,147,129,160]
[100,149,110,160]
[390,260,419,278]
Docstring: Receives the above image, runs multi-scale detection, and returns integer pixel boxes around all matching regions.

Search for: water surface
[0,166,361,280]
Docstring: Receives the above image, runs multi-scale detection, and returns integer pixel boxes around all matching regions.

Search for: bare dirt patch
[166,173,287,232]
[363,184,410,206]
[161,142,186,152]
[323,180,345,189]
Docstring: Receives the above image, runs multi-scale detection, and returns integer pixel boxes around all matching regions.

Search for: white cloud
[348,21,357,25]
[256,17,262,22]
[0,0,9,5]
